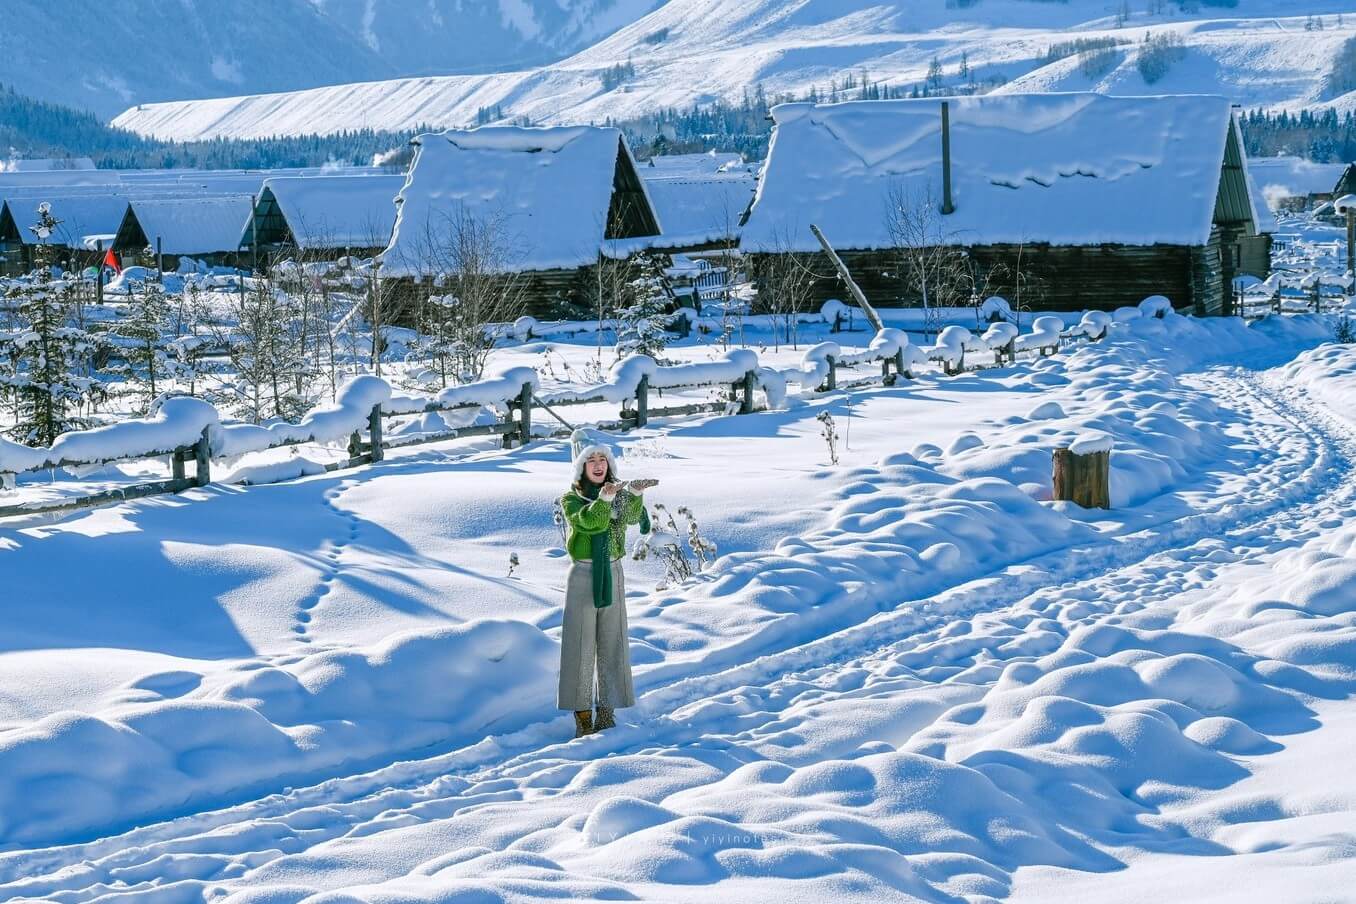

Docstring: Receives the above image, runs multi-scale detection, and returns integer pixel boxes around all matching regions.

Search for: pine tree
[926,56,944,93]
[5,205,107,445]
[615,252,672,362]
[109,266,172,413]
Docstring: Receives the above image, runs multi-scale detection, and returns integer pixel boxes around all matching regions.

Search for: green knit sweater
[561,489,647,562]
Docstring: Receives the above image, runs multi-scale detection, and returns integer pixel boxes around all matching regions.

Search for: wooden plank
[0,477,197,520]
[382,421,517,451]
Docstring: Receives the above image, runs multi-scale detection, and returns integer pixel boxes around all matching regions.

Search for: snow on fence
[1237,271,1355,320]
[0,306,1124,520]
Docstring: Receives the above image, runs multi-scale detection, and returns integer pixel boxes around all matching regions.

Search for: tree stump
[1053,436,1111,509]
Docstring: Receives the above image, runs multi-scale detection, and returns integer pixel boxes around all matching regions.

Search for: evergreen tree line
[1,82,422,170]
[1239,108,1356,165]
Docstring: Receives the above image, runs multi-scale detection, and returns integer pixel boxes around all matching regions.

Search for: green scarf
[580,481,615,609]
[579,481,651,609]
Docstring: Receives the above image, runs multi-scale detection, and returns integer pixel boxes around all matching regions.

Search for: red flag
[103,247,121,274]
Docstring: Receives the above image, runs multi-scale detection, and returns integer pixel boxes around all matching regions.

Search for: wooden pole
[825,354,837,391]
[940,101,956,215]
[156,236,163,281]
[368,404,384,462]
[172,446,186,483]
[194,427,211,487]
[96,239,105,305]
[1347,208,1355,289]
[635,374,649,427]
[517,382,533,446]
[740,370,756,414]
[809,224,885,332]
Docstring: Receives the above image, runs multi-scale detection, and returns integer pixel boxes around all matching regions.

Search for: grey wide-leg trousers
[558,559,636,711]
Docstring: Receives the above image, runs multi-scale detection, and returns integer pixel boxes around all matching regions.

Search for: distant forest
[1,83,421,170]
[4,78,1355,174]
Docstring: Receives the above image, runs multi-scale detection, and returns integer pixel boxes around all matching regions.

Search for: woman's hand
[599,481,624,501]
[627,479,659,493]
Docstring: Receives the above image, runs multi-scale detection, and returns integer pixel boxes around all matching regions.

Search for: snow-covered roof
[1,195,130,247]
[122,196,254,255]
[256,175,404,249]
[643,176,756,247]
[382,126,660,277]
[642,151,749,179]
[741,93,1245,253]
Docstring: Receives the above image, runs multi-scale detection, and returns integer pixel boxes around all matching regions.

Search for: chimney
[941,101,955,215]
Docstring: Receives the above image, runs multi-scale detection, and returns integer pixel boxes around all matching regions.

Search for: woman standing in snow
[559,436,655,738]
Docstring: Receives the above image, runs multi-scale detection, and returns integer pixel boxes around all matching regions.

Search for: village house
[740,93,1268,317]
[380,125,662,320]
[0,195,129,275]
[243,174,405,265]
[112,196,255,269]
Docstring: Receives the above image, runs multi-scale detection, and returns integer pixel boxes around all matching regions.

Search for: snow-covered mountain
[0,0,660,119]
[110,0,1356,141]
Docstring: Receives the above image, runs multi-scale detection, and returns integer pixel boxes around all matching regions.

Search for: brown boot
[573,710,594,738]
[595,705,616,731]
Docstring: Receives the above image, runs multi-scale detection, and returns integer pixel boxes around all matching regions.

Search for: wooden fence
[0,315,1102,522]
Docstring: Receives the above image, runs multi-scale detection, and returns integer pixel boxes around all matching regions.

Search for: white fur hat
[570,428,618,481]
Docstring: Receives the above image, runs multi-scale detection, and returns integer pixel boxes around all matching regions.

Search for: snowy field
[4,305,1356,901]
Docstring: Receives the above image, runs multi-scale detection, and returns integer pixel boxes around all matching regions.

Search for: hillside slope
[0,0,659,119]
[111,0,1356,141]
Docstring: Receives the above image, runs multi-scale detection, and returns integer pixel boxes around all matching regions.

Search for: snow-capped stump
[1052,431,1113,509]
[1076,310,1113,341]
[1139,295,1174,319]
[925,326,973,375]
[979,295,1012,323]
[981,321,1019,364]
[1014,316,1064,357]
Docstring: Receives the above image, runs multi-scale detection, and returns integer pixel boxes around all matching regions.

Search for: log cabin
[113,196,255,269]
[244,174,405,265]
[380,126,662,321]
[0,195,129,275]
[740,93,1269,317]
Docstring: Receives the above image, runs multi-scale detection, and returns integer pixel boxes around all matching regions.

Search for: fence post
[368,404,384,462]
[881,356,893,386]
[194,427,211,488]
[172,446,186,483]
[894,347,909,380]
[740,370,757,414]
[635,374,649,428]
[518,382,533,445]
[825,354,837,391]
[1311,281,1322,313]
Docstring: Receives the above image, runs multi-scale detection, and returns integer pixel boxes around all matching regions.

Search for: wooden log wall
[749,241,1221,314]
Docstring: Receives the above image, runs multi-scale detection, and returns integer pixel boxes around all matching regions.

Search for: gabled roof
[0,195,129,248]
[741,93,1249,253]
[1335,163,1356,199]
[118,196,254,255]
[643,152,749,179]
[251,174,404,250]
[642,176,756,247]
[382,126,661,277]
